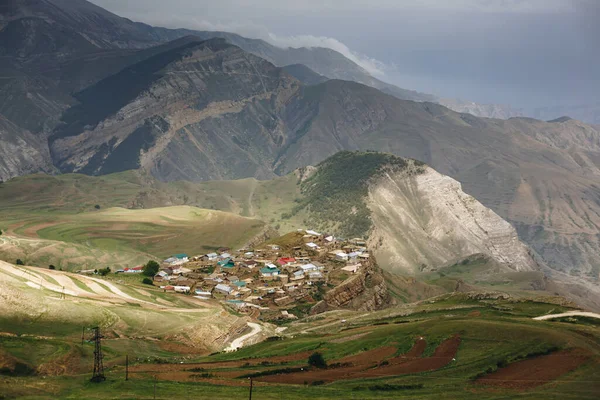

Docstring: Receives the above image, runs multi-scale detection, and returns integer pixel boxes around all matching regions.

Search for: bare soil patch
[351,335,460,379]
[336,346,397,366]
[257,337,459,385]
[130,351,314,374]
[476,348,590,390]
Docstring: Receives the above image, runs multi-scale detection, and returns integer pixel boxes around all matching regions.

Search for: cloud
[265,33,389,77]
[137,15,391,77]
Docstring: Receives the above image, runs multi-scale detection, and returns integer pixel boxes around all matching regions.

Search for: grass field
[1,287,599,399]
[0,171,301,270]
[0,203,265,270]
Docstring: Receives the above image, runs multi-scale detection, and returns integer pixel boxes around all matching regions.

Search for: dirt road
[225,322,262,351]
[533,311,600,321]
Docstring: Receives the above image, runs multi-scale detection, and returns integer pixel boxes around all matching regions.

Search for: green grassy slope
[0,170,300,269]
[1,290,598,399]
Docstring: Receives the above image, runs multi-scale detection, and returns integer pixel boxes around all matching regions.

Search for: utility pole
[81,327,85,345]
[248,377,253,400]
[90,327,106,382]
[125,355,129,381]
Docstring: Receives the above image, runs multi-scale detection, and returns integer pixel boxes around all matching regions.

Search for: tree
[142,277,153,285]
[308,352,327,369]
[16,259,24,265]
[143,260,160,277]
[94,205,101,210]
[49,265,56,270]
[0,229,3,236]
[98,267,110,276]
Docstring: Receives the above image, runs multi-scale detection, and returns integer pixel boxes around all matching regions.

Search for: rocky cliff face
[316,257,391,313]
[49,38,303,181]
[367,166,538,274]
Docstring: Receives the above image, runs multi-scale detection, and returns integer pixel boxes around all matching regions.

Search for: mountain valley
[1,2,600,398]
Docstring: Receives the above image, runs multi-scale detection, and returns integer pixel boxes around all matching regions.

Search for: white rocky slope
[368,166,537,274]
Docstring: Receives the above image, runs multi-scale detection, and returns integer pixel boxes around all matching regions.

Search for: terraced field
[1,280,598,399]
[0,205,265,271]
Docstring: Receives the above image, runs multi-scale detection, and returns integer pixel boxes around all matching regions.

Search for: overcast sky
[91,0,598,111]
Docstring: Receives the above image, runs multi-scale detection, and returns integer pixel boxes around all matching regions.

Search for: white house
[214,284,233,295]
[306,242,319,250]
[206,253,218,261]
[308,271,324,280]
[292,270,305,280]
[342,264,361,273]
[124,266,143,274]
[306,230,321,236]
[335,252,349,262]
[173,286,190,293]
[300,263,318,272]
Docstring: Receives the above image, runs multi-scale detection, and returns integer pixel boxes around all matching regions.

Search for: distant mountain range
[1,0,600,285]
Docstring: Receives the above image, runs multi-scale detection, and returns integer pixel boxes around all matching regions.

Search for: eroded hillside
[368,166,537,274]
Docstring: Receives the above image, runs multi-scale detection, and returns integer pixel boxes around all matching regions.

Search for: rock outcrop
[316,257,392,313]
[368,166,538,274]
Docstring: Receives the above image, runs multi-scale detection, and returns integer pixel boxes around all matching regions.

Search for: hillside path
[226,322,262,351]
[533,311,600,320]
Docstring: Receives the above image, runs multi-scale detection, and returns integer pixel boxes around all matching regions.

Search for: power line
[90,327,106,383]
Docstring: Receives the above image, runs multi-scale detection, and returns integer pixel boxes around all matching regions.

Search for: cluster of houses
[121,229,371,321]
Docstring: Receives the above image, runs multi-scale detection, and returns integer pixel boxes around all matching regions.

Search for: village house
[308,271,324,281]
[173,285,190,293]
[120,266,143,274]
[268,244,280,251]
[218,258,235,268]
[260,263,281,278]
[284,282,301,291]
[306,242,319,250]
[204,253,218,261]
[277,257,296,267]
[241,260,258,269]
[348,252,361,263]
[300,263,319,273]
[214,283,233,295]
[342,264,361,274]
[291,270,305,281]
[154,270,169,282]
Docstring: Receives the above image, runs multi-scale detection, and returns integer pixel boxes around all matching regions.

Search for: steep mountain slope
[368,165,536,273]
[0,152,538,276]
[49,37,303,180]
[0,0,183,56]
[44,34,600,278]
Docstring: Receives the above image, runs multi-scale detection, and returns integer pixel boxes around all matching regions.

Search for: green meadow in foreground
[1,290,599,399]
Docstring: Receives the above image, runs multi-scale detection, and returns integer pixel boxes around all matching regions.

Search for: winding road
[533,311,600,321]
[226,322,262,351]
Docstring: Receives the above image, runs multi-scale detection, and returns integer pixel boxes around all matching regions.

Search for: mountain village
[84,230,372,322]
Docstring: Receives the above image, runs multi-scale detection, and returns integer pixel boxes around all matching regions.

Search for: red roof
[277,257,296,266]
[125,266,144,271]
